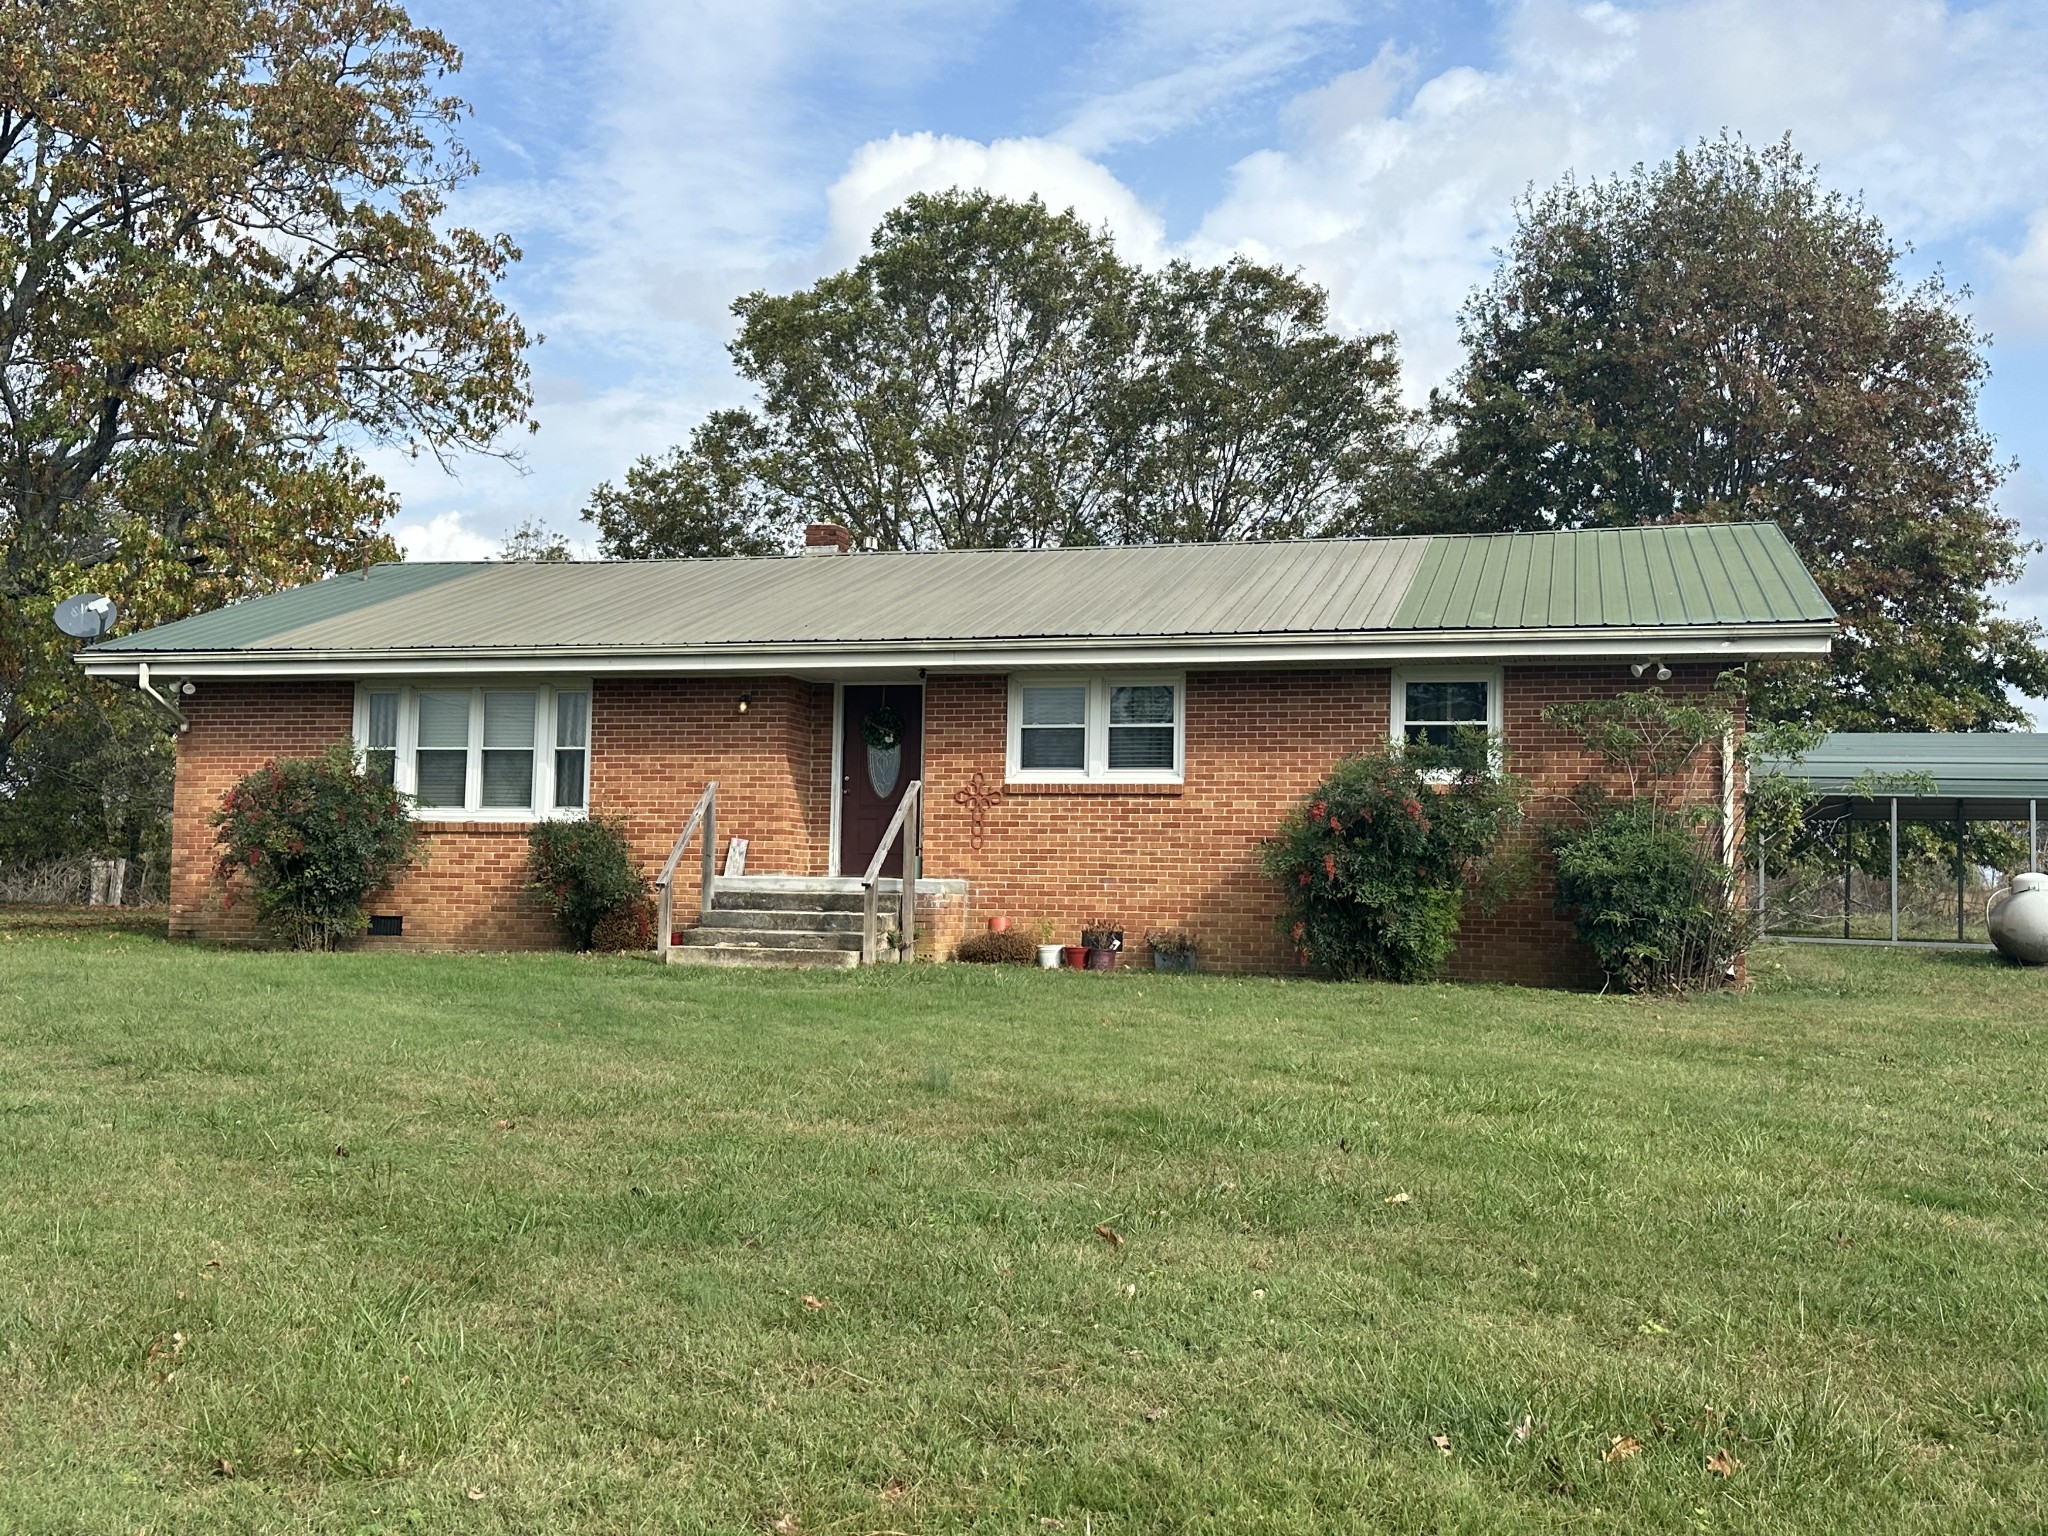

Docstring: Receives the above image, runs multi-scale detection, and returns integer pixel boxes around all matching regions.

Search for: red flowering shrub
[213,742,421,950]
[1261,738,1524,981]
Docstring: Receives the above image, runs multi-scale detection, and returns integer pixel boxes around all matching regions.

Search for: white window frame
[352,679,593,822]
[1390,666,1504,755]
[1005,673,1185,785]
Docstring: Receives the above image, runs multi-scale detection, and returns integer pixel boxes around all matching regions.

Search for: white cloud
[390,511,501,562]
[1190,0,2048,389]
[1052,0,1362,154]
[825,133,1168,266]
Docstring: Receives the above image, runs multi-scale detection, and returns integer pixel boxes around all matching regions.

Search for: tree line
[0,0,2039,872]
[575,141,2042,737]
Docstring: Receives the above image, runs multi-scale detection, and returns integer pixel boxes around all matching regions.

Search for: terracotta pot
[986,916,1010,933]
[1086,947,1118,971]
[1061,945,1088,969]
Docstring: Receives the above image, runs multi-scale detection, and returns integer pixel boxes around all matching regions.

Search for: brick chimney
[802,522,851,556]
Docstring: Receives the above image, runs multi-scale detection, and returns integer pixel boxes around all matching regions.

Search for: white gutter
[80,623,1835,680]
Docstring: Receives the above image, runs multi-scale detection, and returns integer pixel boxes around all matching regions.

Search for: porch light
[738,692,752,714]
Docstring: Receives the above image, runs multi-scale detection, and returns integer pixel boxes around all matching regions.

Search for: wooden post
[700,791,717,921]
[899,785,920,961]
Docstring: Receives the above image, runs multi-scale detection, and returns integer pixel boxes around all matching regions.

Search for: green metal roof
[1390,523,1831,630]
[1757,733,2048,807]
[83,522,1833,666]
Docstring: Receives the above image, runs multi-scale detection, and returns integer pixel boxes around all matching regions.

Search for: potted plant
[1034,917,1062,969]
[1060,941,1089,969]
[1145,928,1198,973]
[1081,919,1124,971]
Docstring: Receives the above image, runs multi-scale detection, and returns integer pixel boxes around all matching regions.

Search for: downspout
[1721,726,1737,869]
[136,661,190,733]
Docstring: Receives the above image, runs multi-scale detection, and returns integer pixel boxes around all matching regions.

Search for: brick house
[79,522,1834,985]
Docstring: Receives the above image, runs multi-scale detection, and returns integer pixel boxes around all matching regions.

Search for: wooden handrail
[654,780,718,961]
[861,780,922,965]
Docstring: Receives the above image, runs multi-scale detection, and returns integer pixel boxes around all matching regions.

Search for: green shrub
[212,742,420,950]
[528,817,645,950]
[1549,800,1752,992]
[1261,739,1524,982]
[1540,687,1750,993]
[954,930,1036,964]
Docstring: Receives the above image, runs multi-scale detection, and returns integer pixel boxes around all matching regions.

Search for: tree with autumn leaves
[0,0,529,860]
[1422,135,2044,734]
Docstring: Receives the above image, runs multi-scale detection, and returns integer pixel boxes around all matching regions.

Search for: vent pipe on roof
[802,522,851,556]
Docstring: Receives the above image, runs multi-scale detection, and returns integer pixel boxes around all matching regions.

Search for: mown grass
[0,920,2044,1533]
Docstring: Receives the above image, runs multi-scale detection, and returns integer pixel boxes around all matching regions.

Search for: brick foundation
[168,664,1743,984]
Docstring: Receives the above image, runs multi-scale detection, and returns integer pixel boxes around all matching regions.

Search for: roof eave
[78,622,1836,679]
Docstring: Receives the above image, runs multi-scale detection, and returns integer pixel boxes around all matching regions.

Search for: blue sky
[384,0,2048,703]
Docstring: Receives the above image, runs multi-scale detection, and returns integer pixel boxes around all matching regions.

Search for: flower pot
[1152,950,1196,973]
[1061,945,1088,969]
[987,916,1010,933]
[1037,944,1062,969]
[1086,947,1118,971]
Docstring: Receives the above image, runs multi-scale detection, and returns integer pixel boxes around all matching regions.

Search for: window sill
[1002,780,1185,798]
[411,812,586,831]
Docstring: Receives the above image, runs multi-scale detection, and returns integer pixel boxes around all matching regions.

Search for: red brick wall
[169,681,356,943]
[918,663,1743,986]
[169,664,1743,982]
[1444,663,1739,988]
[169,676,839,948]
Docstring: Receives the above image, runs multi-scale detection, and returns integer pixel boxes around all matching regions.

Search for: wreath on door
[860,702,904,751]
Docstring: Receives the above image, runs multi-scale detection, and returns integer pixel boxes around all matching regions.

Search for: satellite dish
[54,593,118,640]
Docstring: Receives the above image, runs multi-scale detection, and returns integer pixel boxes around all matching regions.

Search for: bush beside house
[1262,739,1525,982]
[211,743,420,950]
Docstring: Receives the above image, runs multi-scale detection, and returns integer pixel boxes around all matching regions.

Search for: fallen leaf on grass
[1544,1456,1575,1496]
[881,1479,907,1500]
[1706,1448,1741,1479]
[1094,1224,1123,1247]
[1603,1435,1643,1462]
[801,1294,828,1312]
[465,1487,485,1502]
[1038,1521,1065,1531]
[213,1457,234,1479]
[332,1145,349,1158]
[1508,1413,1534,1444]
[772,1516,800,1534]
[1144,1406,1169,1423]
[1383,1191,1412,1205]
[1121,1283,1136,1299]
[1430,1434,1451,1456]
[494,1119,515,1131]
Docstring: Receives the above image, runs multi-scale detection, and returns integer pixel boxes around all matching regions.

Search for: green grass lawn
[2,919,2045,1534]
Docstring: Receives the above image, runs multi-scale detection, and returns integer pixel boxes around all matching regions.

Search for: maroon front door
[839,684,923,878]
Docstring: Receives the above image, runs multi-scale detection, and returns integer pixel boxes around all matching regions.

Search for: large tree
[595,191,1422,556]
[727,190,1135,551]
[1422,134,2043,731]
[582,410,790,559]
[0,0,530,813]
[1106,258,1414,544]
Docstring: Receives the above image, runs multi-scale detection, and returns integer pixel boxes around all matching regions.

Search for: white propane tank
[1987,872,2048,965]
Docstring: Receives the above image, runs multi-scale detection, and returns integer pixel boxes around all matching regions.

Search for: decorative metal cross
[951,770,1002,851]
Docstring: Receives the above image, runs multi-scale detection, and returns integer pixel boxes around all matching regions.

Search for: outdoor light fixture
[737,692,752,714]
[1630,660,1673,681]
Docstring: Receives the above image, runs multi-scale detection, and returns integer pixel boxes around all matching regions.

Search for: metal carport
[1754,732,2048,944]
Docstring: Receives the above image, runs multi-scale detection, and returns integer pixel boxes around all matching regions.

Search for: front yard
[1,920,2043,1532]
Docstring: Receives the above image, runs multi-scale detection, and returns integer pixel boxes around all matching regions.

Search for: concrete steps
[665,878,878,969]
